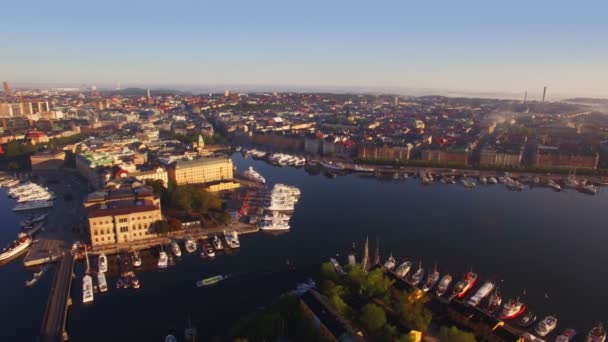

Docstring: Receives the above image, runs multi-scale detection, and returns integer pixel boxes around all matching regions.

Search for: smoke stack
[542,86,547,103]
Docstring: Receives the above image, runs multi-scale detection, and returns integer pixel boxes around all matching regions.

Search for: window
[95,238,98,242]
[120,226,128,233]
[101,237,105,241]
[119,218,128,223]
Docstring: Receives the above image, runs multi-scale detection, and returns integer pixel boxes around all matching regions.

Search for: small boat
[395,260,412,278]
[587,323,607,342]
[224,231,240,248]
[421,265,440,292]
[0,233,33,262]
[436,274,453,297]
[116,278,124,289]
[19,212,48,228]
[409,262,425,287]
[499,297,526,320]
[383,254,396,270]
[535,316,558,337]
[556,329,577,342]
[212,235,224,251]
[320,161,346,171]
[486,287,503,314]
[242,166,266,184]
[202,242,215,258]
[488,176,498,184]
[196,275,228,287]
[97,272,108,293]
[467,281,495,307]
[25,265,50,287]
[132,275,140,289]
[158,250,168,269]
[185,237,197,253]
[517,311,537,328]
[132,251,142,267]
[82,275,94,303]
[452,271,478,298]
[170,241,182,257]
[98,253,108,273]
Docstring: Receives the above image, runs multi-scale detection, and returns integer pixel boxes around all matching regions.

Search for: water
[1,154,607,340]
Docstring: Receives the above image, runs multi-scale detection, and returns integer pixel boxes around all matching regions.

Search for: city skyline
[1,0,608,98]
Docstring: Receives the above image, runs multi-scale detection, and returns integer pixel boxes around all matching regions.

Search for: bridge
[39,252,75,342]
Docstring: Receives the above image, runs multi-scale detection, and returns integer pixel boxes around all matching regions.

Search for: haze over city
[2,0,608,99]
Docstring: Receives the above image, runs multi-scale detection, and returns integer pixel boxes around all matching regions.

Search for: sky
[1,0,607,98]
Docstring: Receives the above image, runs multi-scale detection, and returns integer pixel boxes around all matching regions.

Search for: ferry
[421,266,440,292]
[383,254,396,270]
[535,316,558,337]
[242,166,266,184]
[196,275,228,287]
[170,240,182,257]
[587,323,607,342]
[212,235,224,251]
[436,274,453,297]
[467,281,495,307]
[185,237,197,253]
[158,250,168,269]
[499,298,526,320]
[409,262,425,287]
[395,260,412,278]
[13,200,53,212]
[486,288,502,314]
[452,272,478,298]
[320,161,345,171]
[556,329,577,342]
[517,311,537,328]
[0,233,32,261]
[98,253,108,273]
[97,272,108,293]
[82,275,94,303]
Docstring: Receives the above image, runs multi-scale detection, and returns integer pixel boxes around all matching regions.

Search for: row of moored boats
[0,177,56,211]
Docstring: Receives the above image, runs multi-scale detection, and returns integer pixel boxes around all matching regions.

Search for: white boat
[170,240,182,257]
[212,235,224,250]
[3,179,21,188]
[436,274,453,297]
[25,265,50,287]
[224,231,240,248]
[467,281,495,307]
[263,184,301,211]
[98,253,108,273]
[488,176,498,184]
[132,251,142,267]
[242,166,266,184]
[330,258,346,275]
[421,265,440,292]
[320,161,346,171]
[0,233,32,261]
[185,237,197,253]
[23,221,44,236]
[13,200,53,212]
[535,316,558,337]
[383,254,396,270]
[352,164,375,173]
[158,250,168,268]
[82,275,94,303]
[97,272,108,293]
[395,260,412,278]
[259,212,291,231]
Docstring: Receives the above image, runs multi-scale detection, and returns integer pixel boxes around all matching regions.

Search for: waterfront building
[358,143,412,162]
[421,147,470,166]
[168,156,234,185]
[206,180,240,192]
[131,167,168,185]
[479,147,522,167]
[85,186,162,247]
[533,144,599,169]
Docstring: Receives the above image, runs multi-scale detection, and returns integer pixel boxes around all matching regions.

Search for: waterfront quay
[39,252,75,342]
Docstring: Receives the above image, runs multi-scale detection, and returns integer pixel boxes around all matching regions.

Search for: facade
[86,187,162,247]
[30,150,65,170]
[534,145,599,169]
[479,148,522,167]
[131,167,168,185]
[358,144,411,162]
[168,156,234,185]
[421,148,470,166]
[206,180,240,192]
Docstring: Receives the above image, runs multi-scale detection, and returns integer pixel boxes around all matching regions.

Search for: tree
[439,326,476,342]
[393,288,433,332]
[168,218,182,232]
[152,220,169,235]
[360,303,386,333]
[218,211,233,225]
[320,262,338,283]
[361,268,393,300]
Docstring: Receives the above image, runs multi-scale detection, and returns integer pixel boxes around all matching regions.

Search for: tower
[542,86,547,103]
[2,81,11,97]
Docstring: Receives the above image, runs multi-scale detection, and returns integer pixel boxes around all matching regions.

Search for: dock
[24,239,65,267]
[39,252,75,342]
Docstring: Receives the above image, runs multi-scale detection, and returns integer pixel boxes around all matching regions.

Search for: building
[131,167,168,185]
[534,145,599,169]
[421,148,470,166]
[299,290,362,342]
[168,156,234,185]
[85,187,162,247]
[479,147,522,167]
[30,150,65,170]
[358,144,412,162]
[2,81,11,96]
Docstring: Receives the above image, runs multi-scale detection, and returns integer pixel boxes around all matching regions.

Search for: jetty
[39,252,75,342]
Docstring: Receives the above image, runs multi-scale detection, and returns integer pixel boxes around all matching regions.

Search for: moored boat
[158,250,168,269]
[556,328,577,342]
[0,233,32,261]
[436,274,453,297]
[499,297,526,320]
[82,275,94,303]
[486,287,502,314]
[171,240,182,257]
[421,265,440,292]
[587,323,607,342]
[467,281,495,307]
[212,235,224,250]
[409,262,425,287]
[383,254,396,270]
[395,260,412,278]
[452,271,478,298]
[97,272,108,293]
[98,253,108,273]
[242,166,266,184]
[185,237,197,253]
[517,311,537,328]
[132,251,142,267]
[535,316,558,337]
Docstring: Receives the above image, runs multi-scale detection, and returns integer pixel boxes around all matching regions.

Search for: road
[39,252,74,342]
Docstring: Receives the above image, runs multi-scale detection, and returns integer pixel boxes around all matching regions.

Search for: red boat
[453,272,477,298]
[498,298,527,320]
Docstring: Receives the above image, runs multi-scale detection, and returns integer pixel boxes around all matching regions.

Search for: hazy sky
[1,0,607,98]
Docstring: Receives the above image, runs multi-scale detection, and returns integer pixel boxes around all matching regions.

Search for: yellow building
[131,167,168,185]
[168,156,234,185]
[85,187,162,247]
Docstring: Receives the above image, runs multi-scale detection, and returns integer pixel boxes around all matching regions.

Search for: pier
[24,239,65,267]
[39,252,75,342]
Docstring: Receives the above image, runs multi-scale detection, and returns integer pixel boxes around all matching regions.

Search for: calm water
[1,154,607,341]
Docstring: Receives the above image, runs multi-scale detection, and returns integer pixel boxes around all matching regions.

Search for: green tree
[362,268,393,300]
[152,220,169,235]
[320,262,338,283]
[439,326,476,342]
[393,289,433,332]
[360,303,386,333]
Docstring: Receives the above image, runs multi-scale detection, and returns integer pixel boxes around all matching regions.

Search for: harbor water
[1,153,608,340]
